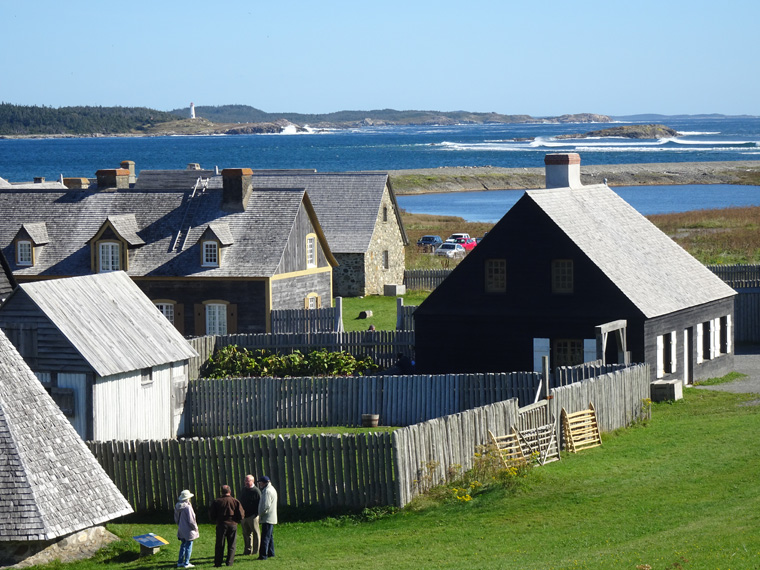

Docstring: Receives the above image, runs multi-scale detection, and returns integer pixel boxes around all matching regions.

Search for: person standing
[257,476,278,560]
[239,474,261,556]
[209,484,245,567]
[174,489,199,568]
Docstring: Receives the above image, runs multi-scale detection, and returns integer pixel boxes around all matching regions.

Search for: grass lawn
[48,387,760,570]
[341,291,430,331]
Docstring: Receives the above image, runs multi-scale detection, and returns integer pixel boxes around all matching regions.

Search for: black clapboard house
[414,153,736,385]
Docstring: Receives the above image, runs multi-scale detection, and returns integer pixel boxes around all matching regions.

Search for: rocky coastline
[387,161,760,195]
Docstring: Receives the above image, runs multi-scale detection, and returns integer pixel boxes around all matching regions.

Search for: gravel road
[695,344,760,395]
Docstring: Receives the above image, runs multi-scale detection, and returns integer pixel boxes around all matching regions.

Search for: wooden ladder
[561,402,602,453]
[488,428,526,467]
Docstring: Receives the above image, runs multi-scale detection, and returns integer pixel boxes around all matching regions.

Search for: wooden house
[414,153,736,385]
[0,272,198,441]
[0,168,337,335]
[0,325,131,555]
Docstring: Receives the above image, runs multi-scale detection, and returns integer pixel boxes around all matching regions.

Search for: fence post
[334,297,344,332]
[396,297,404,330]
[541,356,550,400]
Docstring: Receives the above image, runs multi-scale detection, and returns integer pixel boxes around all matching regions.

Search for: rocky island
[554,123,679,140]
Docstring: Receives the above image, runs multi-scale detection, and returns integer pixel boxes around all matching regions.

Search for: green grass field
[341,292,430,332]
[43,387,760,570]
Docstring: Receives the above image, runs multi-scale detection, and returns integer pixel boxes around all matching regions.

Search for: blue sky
[2,0,757,116]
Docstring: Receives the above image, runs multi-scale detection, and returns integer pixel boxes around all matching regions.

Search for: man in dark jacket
[238,474,262,555]
[209,484,245,567]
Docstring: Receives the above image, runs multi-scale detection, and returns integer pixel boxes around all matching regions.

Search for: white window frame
[485,259,506,293]
[656,331,677,378]
[17,240,32,266]
[155,302,175,324]
[306,235,316,268]
[202,240,219,267]
[206,303,227,336]
[98,241,120,272]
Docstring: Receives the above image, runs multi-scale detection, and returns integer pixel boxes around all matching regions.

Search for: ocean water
[0,116,758,182]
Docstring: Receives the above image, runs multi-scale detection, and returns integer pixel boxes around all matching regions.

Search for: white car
[435,242,466,258]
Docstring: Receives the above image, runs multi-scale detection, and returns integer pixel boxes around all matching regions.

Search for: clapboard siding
[276,203,331,274]
[271,271,332,310]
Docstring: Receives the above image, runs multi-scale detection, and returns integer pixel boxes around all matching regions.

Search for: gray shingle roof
[250,172,402,253]
[0,250,16,303]
[0,328,132,541]
[526,184,736,318]
[106,214,145,246]
[0,186,313,279]
[15,272,198,377]
[22,222,49,245]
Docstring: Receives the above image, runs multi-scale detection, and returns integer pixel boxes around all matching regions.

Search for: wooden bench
[561,402,602,453]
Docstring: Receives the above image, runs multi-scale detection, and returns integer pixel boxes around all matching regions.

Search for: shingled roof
[525,183,736,317]
[0,185,329,279]
[11,272,198,377]
[0,328,132,541]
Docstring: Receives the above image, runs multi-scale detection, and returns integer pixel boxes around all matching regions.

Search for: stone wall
[333,253,365,297]
[364,185,406,295]
[0,526,119,568]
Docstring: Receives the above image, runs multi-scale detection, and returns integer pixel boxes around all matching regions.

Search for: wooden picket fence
[188,371,542,437]
[270,301,343,333]
[403,269,453,290]
[86,363,650,512]
[708,263,760,287]
[187,330,416,381]
[554,361,629,387]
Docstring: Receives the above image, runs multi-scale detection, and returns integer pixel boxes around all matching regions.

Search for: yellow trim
[305,292,321,309]
[94,239,127,272]
[305,232,317,268]
[271,265,332,281]
[152,298,177,305]
[202,299,230,306]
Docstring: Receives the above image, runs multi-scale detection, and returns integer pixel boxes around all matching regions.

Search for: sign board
[132,533,169,548]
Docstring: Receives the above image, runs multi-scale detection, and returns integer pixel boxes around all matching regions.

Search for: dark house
[0,168,336,335]
[414,153,736,385]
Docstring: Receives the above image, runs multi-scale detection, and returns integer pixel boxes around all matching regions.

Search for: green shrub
[204,346,379,378]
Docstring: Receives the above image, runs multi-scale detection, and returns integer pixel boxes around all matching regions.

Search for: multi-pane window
[206,303,227,336]
[155,302,175,324]
[485,259,506,293]
[307,295,318,309]
[553,339,583,368]
[306,236,316,267]
[202,241,219,267]
[17,240,32,266]
[99,242,120,272]
[552,259,574,293]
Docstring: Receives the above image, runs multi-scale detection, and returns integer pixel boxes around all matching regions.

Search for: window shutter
[727,314,733,354]
[174,304,185,335]
[533,338,550,373]
[194,304,205,337]
[656,334,664,379]
[227,304,238,334]
[696,323,703,364]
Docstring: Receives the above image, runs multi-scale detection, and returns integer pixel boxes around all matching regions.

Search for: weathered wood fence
[87,363,651,512]
[187,330,416,381]
[270,298,344,333]
[403,269,453,290]
[188,372,542,437]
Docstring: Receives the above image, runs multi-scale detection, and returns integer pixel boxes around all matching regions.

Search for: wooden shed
[0,271,198,441]
[414,153,736,385]
[0,325,131,561]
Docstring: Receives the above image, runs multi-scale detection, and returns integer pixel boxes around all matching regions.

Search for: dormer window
[202,240,219,267]
[306,234,317,268]
[99,242,121,272]
[17,240,33,266]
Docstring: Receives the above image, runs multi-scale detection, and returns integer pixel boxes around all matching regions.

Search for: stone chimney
[221,168,253,211]
[186,163,201,170]
[120,160,136,184]
[63,177,92,190]
[96,168,130,190]
[545,153,582,189]
[33,177,45,184]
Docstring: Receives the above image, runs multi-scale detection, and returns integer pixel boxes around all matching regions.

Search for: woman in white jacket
[174,490,200,568]
[257,477,278,560]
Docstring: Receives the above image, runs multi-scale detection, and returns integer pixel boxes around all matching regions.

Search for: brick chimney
[120,160,136,184]
[221,168,253,211]
[545,153,582,189]
[96,168,130,190]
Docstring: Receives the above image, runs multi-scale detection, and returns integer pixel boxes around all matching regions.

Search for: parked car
[417,235,443,248]
[435,242,466,258]
[447,233,471,242]
[454,237,478,251]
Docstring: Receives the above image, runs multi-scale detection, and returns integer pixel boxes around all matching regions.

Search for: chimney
[63,177,92,190]
[120,160,136,184]
[33,177,45,184]
[544,153,582,189]
[96,168,130,190]
[186,163,201,170]
[221,168,253,211]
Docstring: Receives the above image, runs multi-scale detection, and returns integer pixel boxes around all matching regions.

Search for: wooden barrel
[362,413,379,427]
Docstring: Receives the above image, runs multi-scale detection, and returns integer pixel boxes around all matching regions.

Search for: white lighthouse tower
[190,102,196,119]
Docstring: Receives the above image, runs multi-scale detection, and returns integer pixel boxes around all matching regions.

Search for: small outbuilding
[0,271,198,441]
[0,325,132,564]
[414,153,736,385]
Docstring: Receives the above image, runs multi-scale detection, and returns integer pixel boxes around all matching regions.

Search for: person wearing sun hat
[174,489,199,568]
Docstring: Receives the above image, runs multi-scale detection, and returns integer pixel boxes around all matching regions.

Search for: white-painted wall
[92,363,173,441]
[58,373,88,437]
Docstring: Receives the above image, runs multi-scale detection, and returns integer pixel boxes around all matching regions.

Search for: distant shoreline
[387,161,760,195]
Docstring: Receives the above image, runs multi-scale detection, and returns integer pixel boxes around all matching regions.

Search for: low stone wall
[0,526,120,568]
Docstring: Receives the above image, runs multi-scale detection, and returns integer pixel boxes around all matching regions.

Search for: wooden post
[396,297,404,330]
[334,297,344,332]
[542,356,550,400]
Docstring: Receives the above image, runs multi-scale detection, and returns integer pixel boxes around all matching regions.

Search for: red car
[453,237,477,251]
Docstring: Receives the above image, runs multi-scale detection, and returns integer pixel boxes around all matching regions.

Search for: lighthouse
[190,102,196,119]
